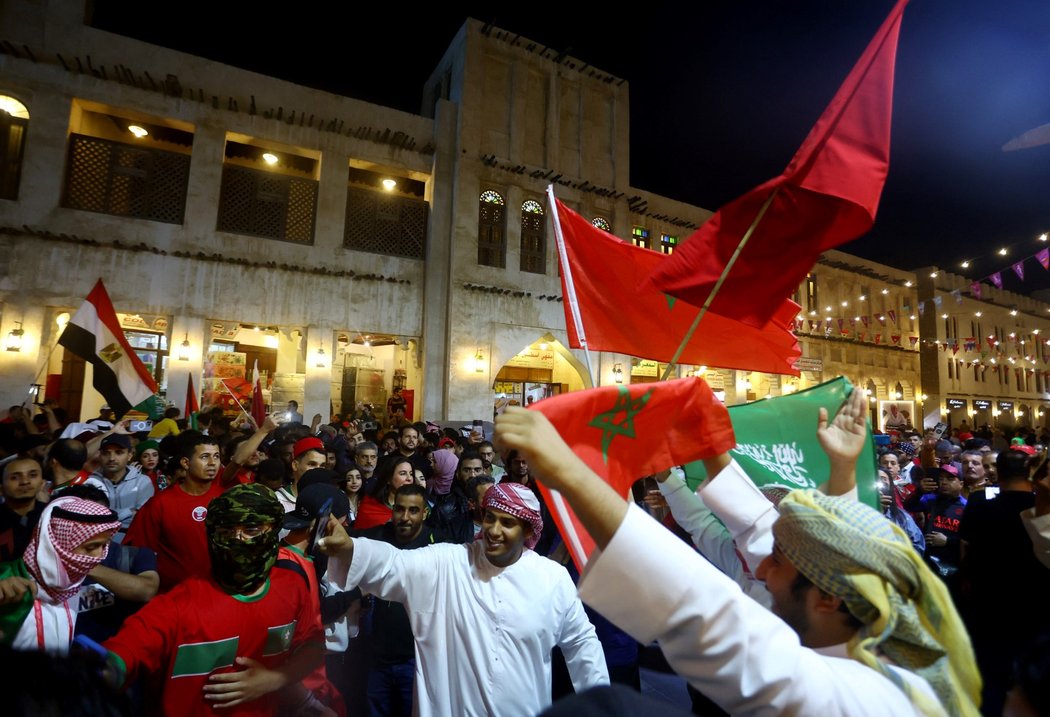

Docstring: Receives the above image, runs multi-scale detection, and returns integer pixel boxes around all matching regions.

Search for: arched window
[592,216,611,232]
[478,190,506,267]
[0,95,29,201]
[520,199,545,274]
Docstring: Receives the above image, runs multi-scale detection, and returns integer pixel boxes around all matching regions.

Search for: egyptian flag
[185,374,200,431]
[58,280,157,417]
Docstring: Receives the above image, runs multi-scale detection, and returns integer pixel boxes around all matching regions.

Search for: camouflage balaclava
[205,484,284,594]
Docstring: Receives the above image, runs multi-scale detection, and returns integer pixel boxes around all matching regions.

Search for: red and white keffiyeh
[483,482,543,549]
[23,496,120,603]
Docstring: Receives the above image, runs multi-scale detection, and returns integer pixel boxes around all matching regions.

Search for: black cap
[298,468,342,492]
[100,434,132,451]
[284,483,350,530]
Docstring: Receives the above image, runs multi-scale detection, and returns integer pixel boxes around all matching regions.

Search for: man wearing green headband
[104,484,325,715]
[495,388,981,717]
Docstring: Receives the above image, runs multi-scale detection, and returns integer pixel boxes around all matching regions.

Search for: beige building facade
[1,1,1047,434]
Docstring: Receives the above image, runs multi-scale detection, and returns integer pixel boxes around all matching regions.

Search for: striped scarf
[774,490,980,717]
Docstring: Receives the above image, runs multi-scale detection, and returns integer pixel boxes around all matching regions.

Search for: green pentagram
[588,386,655,463]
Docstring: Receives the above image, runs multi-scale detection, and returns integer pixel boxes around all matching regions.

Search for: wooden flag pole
[659,186,781,382]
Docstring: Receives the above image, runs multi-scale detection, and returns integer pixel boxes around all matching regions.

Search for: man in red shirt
[124,435,224,592]
[105,484,325,716]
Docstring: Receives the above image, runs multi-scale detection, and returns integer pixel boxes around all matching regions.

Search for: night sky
[90,1,1050,294]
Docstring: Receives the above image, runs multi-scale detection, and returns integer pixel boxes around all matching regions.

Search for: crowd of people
[0,389,1048,716]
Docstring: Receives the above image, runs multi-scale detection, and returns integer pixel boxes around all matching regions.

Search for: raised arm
[816,387,868,497]
[494,407,627,550]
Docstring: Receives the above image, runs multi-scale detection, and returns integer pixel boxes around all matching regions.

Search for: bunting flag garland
[909,336,919,347]
[952,343,960,355]
[887,309,897,324]
[1013,262,1025,281]
[850,317,857,328]
[918,302,925,316]
[878,315,887,326]
[990,272,1003,289]
[874,334,882,345]
[970,282,982,300]
[891,335,901,345]
[861,316,870,328]
[858,331,867,342]
[987,337,997,350]
[837,318,845,332]
[952,290,962,304]
[964,337,977,351]
[1039,248,1050,271]
[934,296,943,308]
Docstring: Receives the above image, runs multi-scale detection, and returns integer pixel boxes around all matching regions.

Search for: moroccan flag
[552,198,800,375]
[645,0,907,327]
[58,279,157,417]
[529,377,735,569]
[185,374,200,431]
[251,359,266,426]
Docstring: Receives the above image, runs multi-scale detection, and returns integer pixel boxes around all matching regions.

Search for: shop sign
[998,400,1014,411]
[946,398,968,410]
[972,399,991,410]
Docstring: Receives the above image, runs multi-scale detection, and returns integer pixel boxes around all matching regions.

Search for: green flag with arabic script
[684,376,879,509]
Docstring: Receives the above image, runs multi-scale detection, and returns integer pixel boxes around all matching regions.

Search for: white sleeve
[326,538,440,604]
[697,459,777,574]
[552,571,610,691]
[578,504,929,717]
[659,471,743,582]
[1021,508,1050,569]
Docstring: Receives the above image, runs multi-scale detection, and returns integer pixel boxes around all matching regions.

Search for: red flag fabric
[553,199,800,375]
[251,359,266,427]
[887,310,897,324]
[185,373,199,430]
[645,1,908,327]
[529,377,734,569]
[57,279,158,417]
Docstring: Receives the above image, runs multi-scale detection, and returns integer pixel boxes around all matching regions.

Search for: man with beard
[92,434,154,542]
[104,484,325,716]
[321,482,608,716]
[358,484,449,717]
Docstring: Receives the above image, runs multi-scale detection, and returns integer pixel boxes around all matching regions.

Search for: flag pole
[547,185,596,387]
[659,187,781,381]
[219,379,254,421]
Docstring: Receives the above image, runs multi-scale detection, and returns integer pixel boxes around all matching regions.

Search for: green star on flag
[588,386,655,462]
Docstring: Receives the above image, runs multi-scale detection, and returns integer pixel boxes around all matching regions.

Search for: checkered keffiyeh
[774,490,980,717]
[482,482,543,549]
[23,497,120,603]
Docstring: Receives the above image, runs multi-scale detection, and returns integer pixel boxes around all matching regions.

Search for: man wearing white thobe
[322,481,608,717]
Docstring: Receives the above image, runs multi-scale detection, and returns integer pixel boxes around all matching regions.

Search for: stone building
[1,1,1045,434]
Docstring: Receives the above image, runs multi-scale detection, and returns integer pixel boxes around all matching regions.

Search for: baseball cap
[298,468,342,492]
[293,436,325,459]
[284,483,350,530]
[100,434,132,451]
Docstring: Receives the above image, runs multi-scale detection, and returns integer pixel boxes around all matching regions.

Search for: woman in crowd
[353,457,415,530]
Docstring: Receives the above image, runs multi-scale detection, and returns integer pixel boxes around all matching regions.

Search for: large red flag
[646,0,907,327]
[529,377,734,569]
[554,199,801,375]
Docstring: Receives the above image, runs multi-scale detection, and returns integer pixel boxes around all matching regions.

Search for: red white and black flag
[58,280,158,417]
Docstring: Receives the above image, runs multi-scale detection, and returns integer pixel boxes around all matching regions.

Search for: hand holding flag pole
[658,188,780,382]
